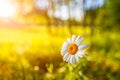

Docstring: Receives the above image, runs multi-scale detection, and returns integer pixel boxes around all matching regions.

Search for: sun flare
[0,0,16,17]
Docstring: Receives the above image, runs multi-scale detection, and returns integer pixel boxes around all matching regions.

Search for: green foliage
[46,64,54,73]
[107,0,120,28]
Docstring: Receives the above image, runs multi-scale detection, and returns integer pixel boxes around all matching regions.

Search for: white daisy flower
[61,34,88,64]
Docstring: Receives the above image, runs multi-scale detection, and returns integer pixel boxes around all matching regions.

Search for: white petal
[75,36,80,42]
[75,54,79,62]
[68,55,71,64]
[75,38,84,46]
[70,55,73,64]
[77,51,86,58]
[78,44,88,50]
[66,54,71,62]
[72,55,75,64]
[67,38,71,44]
[69,55,75,64]
[61,49,67,56]
[63,53,69,61]
[61,41,69,50]
[72,35,76,43]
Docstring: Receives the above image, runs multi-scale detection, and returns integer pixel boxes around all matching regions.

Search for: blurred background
[0,0,120,80]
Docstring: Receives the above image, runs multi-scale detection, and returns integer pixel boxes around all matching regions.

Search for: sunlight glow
[0,0,16,17]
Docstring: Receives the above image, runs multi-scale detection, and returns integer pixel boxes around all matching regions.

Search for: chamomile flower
[61,35,88,64]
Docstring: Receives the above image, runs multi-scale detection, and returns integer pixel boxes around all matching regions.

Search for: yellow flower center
[68,43,78,55]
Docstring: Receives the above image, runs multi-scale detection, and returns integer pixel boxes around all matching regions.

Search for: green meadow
[0,26,120,80]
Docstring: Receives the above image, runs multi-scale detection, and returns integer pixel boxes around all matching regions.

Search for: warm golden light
[0,0,16,17]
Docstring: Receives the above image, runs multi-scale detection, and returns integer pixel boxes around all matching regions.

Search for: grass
[0,26,120,80]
